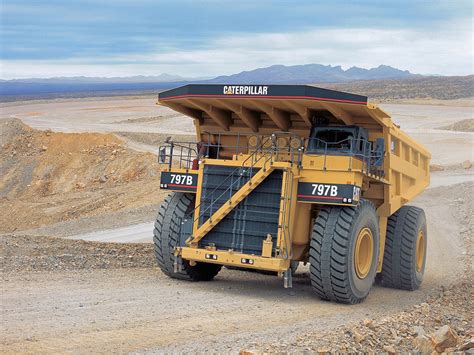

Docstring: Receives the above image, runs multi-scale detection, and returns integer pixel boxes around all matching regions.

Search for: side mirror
[373,138,385,167]
[158,147,166,163]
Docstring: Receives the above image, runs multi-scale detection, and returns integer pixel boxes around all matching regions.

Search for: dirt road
[66,222,154,243]
[2,181,471,353]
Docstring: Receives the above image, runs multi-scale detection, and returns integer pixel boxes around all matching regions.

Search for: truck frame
[154,84,430,304]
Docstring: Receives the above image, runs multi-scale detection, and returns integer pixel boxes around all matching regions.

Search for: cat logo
[222,85,269,95]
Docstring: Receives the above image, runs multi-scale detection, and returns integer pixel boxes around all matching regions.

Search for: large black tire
[309,200,380,304]
[153,192,221,281]
[380,206,427,290]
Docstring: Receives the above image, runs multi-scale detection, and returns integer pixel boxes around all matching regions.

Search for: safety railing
[158,132,305,171]
[305,137,385,177]
[158,142,198,170]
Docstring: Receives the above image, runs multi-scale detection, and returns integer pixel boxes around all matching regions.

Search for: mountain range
[208,64,415,84]
[0,63,421,99]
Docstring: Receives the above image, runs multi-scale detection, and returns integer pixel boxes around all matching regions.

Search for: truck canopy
[157,84,394,135]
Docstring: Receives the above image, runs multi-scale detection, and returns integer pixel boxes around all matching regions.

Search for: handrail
[305,136,384,176]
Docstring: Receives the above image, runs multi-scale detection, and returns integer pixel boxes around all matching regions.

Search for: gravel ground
[244,264,473,354]
[0,235,155,272]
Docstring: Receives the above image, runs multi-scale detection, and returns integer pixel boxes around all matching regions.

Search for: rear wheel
[380,206,427,290]
[309,200,380,304]
[153,192,221,281]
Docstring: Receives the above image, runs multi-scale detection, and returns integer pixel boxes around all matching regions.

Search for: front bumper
[176,247,291,273]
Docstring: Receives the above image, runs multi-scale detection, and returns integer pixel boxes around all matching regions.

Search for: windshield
[311,130,354,151]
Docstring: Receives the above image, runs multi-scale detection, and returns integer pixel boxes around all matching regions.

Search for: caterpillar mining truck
[153,84,430,304]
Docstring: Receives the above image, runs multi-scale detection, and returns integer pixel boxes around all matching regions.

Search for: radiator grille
[198,165,282,255]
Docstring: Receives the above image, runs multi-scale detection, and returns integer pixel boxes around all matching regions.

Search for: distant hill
[209,64,416,84]
[316,75,474,101]
[1,73,202,84]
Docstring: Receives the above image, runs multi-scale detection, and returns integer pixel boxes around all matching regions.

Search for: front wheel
[153,192,221,281]
[309,200,380,304]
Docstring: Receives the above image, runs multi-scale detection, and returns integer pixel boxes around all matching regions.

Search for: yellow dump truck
[154,84,430,304]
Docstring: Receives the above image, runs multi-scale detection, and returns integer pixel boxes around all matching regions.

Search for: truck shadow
[172,267,431,307]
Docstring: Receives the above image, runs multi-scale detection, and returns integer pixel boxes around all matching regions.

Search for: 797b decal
[297,182,361,205]
[160,171,198,192]
[311,183,338,197]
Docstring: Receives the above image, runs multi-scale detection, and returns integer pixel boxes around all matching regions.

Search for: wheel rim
[354,227,374,279]
[416,230,425,272]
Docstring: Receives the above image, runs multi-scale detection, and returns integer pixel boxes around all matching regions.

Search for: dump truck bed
[158,84,395,135]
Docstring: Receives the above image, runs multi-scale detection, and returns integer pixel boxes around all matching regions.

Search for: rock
[239,351,254,355]
[430,164,445,172]
[459,338,474,351]
[41,145,47,151]
[383,345,396,354]
[414,335,434,354]
[99,175,108,183]
[363,319,376,330]
[317,347,331,354]
[431,325,458,352]
[461,160,472,169]
[352,330,366,343]
[412,326,426,337]
[76,182,86,189]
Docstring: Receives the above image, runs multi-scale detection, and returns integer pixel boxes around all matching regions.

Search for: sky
[0,0,473,79]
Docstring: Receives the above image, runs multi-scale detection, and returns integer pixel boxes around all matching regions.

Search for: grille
[198,165,282,255]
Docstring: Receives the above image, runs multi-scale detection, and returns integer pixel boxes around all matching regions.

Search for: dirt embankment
[0,118,167,233]
[438,118,474,132]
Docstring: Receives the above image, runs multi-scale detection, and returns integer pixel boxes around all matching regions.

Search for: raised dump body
[153,84,431,304]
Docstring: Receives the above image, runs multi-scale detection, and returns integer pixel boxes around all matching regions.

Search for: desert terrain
[1,95,473,353]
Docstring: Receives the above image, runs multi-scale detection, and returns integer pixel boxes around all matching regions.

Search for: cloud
[1,21,472,79]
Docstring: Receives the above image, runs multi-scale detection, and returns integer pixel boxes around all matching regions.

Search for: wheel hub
[354,227,374,279]
[416,230,425,272]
